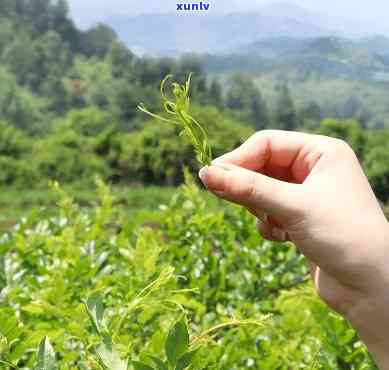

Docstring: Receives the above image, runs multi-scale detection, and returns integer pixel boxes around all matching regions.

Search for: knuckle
[252,129,275,140]
[319,137,356,160]
[331,138,353,152]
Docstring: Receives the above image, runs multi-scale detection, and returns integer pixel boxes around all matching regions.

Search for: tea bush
[0,175,377,369]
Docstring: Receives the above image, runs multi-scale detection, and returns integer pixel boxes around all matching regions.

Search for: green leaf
[96,335,127,370]
[85,293,105,335]
[36,336,56,370]
[165,319,189,366]
[176,350,197,370]
[138,74,213,166]
[148,356,168,370]
[0,359,17,369]
[132,361,155,370]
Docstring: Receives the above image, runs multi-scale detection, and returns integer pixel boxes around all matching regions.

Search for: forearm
[346,222,389,369]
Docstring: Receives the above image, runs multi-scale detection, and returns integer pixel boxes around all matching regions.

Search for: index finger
[213,130,322,182]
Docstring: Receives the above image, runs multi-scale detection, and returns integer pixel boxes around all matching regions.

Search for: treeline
[0,0,388,204]
[1,112,389,203]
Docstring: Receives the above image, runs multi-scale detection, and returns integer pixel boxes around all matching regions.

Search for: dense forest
[0,0,388,206]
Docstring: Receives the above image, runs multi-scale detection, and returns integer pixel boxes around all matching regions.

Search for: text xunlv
[177,2,211,11]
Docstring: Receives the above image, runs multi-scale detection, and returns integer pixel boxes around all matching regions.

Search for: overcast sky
[67,0,389,34]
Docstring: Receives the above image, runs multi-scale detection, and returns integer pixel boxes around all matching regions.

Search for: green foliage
[0,176,377,368]
[0,68,46,132]
[81,24,118,58]
[0,120,29,157]
[121,106,252,185]
[364,145,389,202]
[37,337,56,370]
[32,129,111,185]
[226,74,269,129]
[317,119,366,159]
[274,84,299,131]
[165,319,189,366]
[139,74,213,166]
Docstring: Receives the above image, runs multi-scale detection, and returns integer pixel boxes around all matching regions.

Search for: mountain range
[105,2,381,55]
[201,36,389,83]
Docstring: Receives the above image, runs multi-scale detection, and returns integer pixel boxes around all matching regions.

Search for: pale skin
[198,130,389,369]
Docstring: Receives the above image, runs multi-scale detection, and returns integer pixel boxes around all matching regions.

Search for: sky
[67,0,389,34]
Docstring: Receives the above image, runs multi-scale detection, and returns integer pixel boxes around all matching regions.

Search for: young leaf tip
[138,73,213,166]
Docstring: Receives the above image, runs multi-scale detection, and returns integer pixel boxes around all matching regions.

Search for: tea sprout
[138,74,213,166]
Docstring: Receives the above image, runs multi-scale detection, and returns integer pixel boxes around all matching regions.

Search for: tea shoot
[138,74,213,166]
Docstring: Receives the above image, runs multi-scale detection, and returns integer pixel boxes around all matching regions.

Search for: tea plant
[138,75,213,166]
[0,175,378,369]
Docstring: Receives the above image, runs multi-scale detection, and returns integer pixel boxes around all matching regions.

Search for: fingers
[213,130,324,183]
[214,130,313,168]
[199,163,304,221]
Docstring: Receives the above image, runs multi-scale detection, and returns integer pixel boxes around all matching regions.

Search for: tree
[81,24,117,58]
[59,107,116,137]
[317,119,366,159]
[107,41,134,79]
[4,30,71,97]
[341,96,360,119]
[302,100,322,122]
[300,100,322,130]
[226,74,269,129]
[275,84,298,131]
[364,146,389,202]
[208,79,223,109]
[250,89,269,131]
[0,68,46,133]
[0,120,29,157]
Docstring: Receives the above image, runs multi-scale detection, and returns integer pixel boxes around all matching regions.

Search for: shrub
[0,175,376,368]
[119,106,253,185]
[364,146,389,202]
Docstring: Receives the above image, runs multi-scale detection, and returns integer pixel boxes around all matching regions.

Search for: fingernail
[272,228,286,242]
[198,166,209,182]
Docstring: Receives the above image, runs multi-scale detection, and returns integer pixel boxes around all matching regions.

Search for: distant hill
[106,13,327,56]
[105,2,374,56]
[204,36,389,82]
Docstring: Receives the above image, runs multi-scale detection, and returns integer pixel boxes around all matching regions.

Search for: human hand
[199,130,389,368]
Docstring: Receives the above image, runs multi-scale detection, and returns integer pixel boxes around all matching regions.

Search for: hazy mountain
[241,35,389,60]
[105,2,374,55]
[108,12,328,55]
[204,36,389,83]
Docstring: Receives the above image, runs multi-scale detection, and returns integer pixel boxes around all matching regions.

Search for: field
[0,175,377,369]
[0,186,176,233]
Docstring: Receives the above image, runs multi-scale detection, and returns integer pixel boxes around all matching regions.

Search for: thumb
[199,164,304,221]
